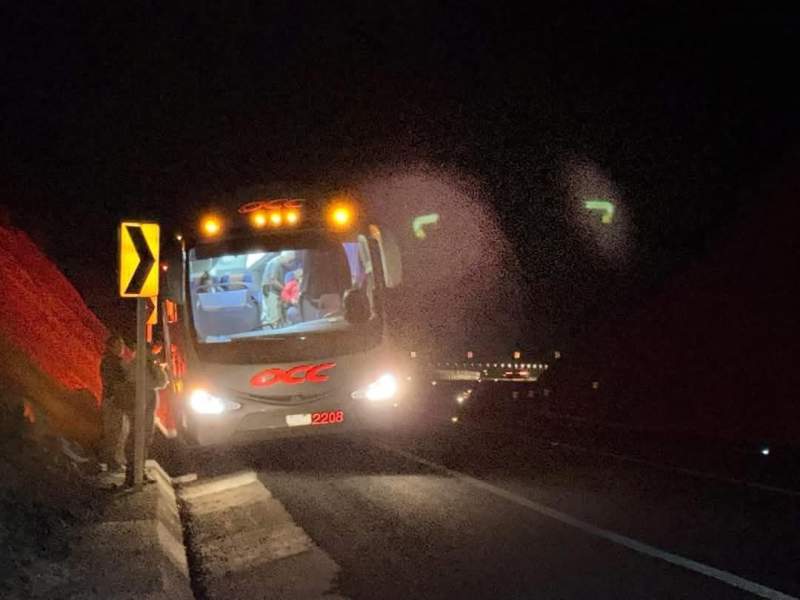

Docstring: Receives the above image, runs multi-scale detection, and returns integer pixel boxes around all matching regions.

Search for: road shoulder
[36,460,194,599]
[178,469,344,599]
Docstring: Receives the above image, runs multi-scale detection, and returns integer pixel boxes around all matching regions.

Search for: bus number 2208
[311,410,345,425]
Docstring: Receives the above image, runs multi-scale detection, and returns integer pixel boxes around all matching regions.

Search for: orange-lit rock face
[0,224,107,405]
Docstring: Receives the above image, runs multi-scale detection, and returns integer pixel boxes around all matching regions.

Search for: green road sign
[584,199,615,224]
[412,213,440,239]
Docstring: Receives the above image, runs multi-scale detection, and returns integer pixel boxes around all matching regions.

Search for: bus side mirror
[344,288,370,324]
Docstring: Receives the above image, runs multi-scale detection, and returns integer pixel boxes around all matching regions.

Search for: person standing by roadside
[99,333,134,473]
[123,341,169,487]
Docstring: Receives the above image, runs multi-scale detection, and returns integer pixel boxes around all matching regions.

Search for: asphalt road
[188,404,800,599]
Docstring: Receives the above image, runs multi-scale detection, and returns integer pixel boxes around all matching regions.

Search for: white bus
[156,195,410,446]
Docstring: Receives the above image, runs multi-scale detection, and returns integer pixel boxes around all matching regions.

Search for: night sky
[3,3,800,352]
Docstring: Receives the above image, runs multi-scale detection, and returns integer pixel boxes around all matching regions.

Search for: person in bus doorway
[261,250,296,328]
[99,333,134,474]
[123,341,169,487]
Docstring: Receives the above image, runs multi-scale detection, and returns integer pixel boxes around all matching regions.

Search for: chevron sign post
[118,222,160,491]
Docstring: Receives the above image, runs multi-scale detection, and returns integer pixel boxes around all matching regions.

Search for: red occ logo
[250,362,336,387]
[238,198,304,214]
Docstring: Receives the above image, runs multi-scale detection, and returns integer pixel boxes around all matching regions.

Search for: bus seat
[217,272,262,309]
[198,289,249,310]
[195,289,260,337]
[220,272,254,290]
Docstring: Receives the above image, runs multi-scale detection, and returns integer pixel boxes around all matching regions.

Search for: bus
[155,194,410,446]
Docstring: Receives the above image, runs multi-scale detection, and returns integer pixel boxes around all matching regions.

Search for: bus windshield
[187,233,380,345]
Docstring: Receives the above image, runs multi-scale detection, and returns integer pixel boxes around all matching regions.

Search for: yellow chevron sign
[146,296,158,325]
[119,222,160,298]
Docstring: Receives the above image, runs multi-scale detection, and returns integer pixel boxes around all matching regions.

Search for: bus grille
[228,388,339,406]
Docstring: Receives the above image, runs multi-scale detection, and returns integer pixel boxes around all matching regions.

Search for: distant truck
[155,194,413,446]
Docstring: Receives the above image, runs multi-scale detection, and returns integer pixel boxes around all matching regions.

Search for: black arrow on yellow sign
[145,296,158,325]
[125,225,156,295]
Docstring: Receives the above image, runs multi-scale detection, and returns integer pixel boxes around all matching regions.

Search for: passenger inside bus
[281,269,303,324]
[260,250,298,328]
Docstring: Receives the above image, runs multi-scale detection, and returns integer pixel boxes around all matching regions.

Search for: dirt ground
[0,403,106,599]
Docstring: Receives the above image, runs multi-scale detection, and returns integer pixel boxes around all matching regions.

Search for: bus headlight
[352,373,398,402]
[189,389,241,415]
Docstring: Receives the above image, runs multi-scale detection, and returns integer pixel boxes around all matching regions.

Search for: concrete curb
[178,469,259,500]
[38,460,195,599]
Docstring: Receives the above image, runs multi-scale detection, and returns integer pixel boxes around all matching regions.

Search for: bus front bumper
[183,395,401,447]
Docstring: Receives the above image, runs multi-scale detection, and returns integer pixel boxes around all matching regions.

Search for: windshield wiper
[205,335,232,343]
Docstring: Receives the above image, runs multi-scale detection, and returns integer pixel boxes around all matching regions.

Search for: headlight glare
[353,373,398,402]
[189,389,241,414]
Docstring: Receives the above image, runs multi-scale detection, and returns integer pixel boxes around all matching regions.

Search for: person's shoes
[108,463,127,475]
[123,473,157,487]
[94,464,127,490]
[60,437,89,463]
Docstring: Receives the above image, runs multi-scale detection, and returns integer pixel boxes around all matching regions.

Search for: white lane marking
[550,441,800,499]
[405,408,800,498]
[374,441,798,600]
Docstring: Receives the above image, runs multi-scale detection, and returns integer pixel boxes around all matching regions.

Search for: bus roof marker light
[269,211,283,227]
[251,211,267,228]
[201,216,222,237]
[326,198,357,231]
[332,206,351,226]
[285,209,300,225]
